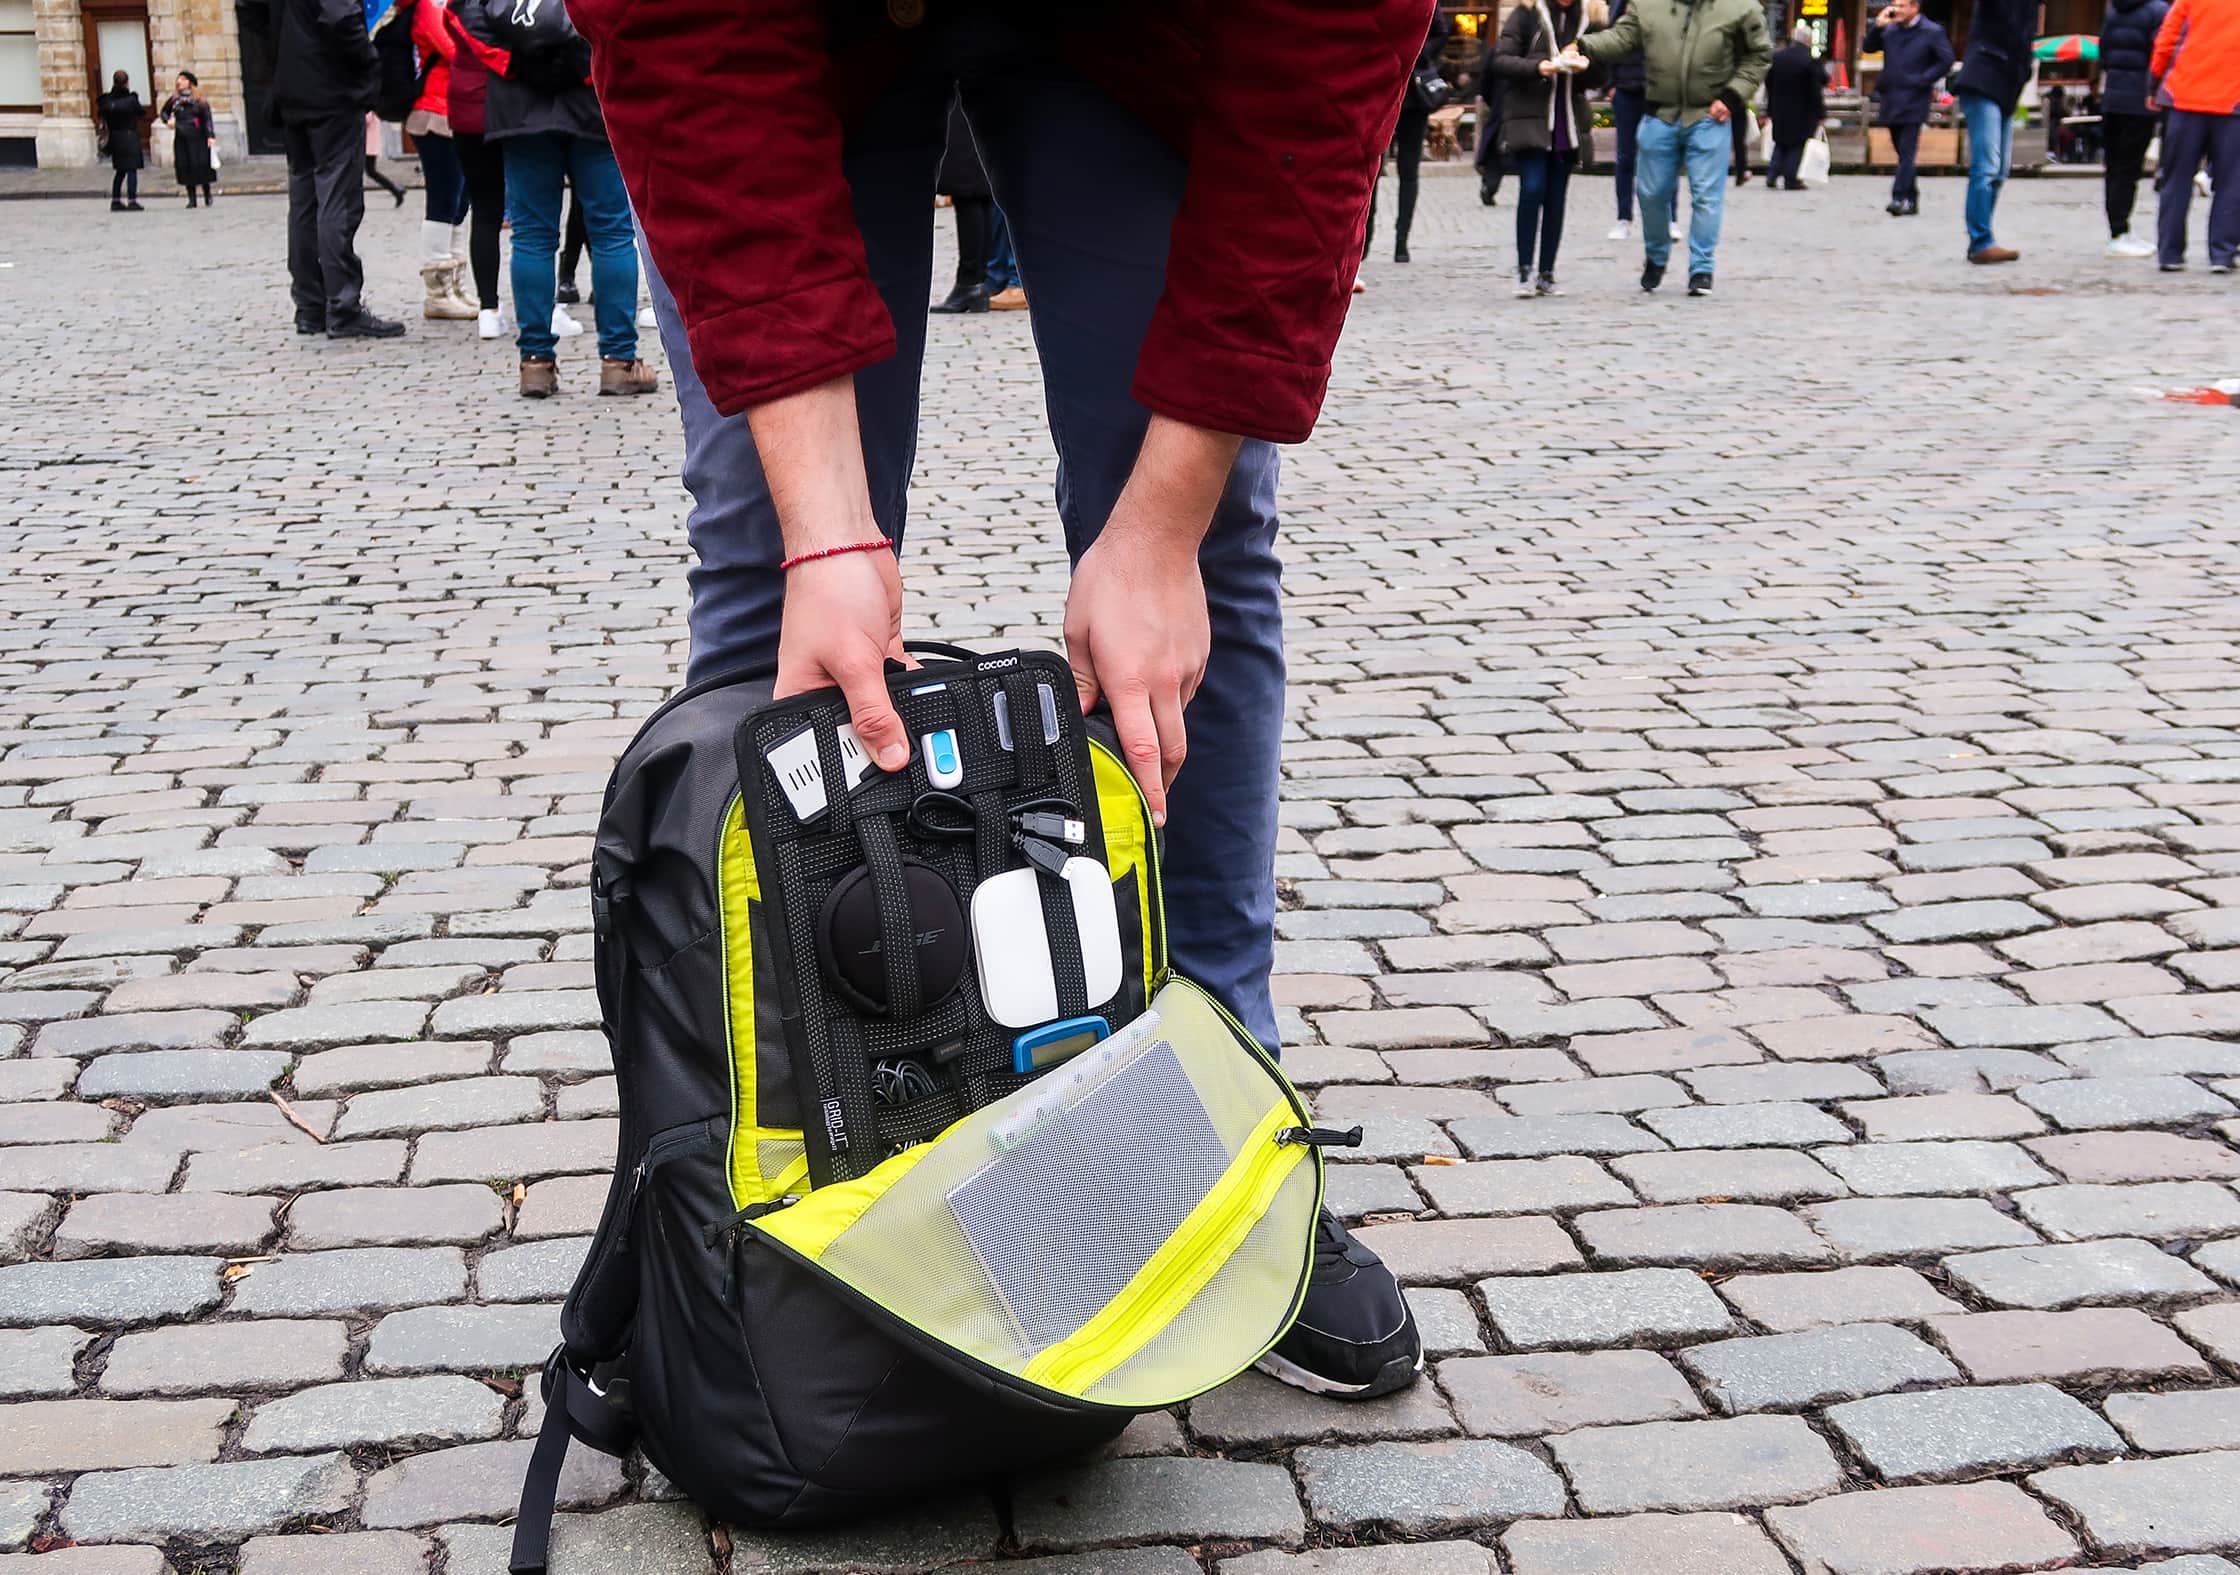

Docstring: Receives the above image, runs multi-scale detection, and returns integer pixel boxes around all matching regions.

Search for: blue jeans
[640,20,1286,1051]
[1637,113,1728,275]
[1513,151,1572,275]
[503,133,638,363]
[1958,91,2012,253]
[983,205,1021,289]
[418,131,468,227]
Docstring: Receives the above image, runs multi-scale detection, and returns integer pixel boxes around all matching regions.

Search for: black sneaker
[1688,272,1714,296]
[556,280,581,304]
[328,310,407,339]
[1256,1210,1422,1400]
[294,311,327,335]
[1641,260,1665,292]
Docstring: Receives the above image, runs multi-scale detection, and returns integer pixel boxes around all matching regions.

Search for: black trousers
[286,112,369,320]
[455,129,507,309]
[1769,139,1805,187]
[1367,100,1432,252]
[1888,121,1923,201]
[949,193,993,291]
[2103,111,2157,238]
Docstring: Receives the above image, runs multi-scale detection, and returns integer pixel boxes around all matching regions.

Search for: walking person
[1369,10,1452,263]
[1572,0,1772,295]
[1863,0,1953,215]
[407,0,478,320]
[1492,0,1605,297]
[161,70,218,207]
[932,100,995,314]
[2099,0,2169,257]
[457,0,655,397]
[363,113,407,203]
[2151,0,2240,272]
[443,1,509,338]
[97,70,145,212]
[1606,0,1648,238]
[572,0,1430,1401]
[1763,26,1828,190]
[273,0,404,336]
[1951,0,2034,263]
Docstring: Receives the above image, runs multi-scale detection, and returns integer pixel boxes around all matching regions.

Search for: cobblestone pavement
[5,174,2240,1575]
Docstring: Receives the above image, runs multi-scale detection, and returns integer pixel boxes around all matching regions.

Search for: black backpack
[510,645,1343,1572]
[371,0,429,121]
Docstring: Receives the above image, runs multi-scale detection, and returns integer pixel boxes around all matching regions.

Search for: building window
[0,0,38,111]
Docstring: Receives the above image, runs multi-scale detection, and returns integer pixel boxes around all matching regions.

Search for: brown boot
[1967,245,2020,265]
[520,358,559,399]
[988,286,1028,311]
[599,357,658,396]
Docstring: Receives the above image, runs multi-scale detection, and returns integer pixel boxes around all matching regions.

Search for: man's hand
[747,373,911,772]
[1064,415,1242,826]
[1708,97,1732,122]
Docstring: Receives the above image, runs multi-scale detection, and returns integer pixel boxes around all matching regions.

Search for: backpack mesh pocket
[748,978,1318,1409]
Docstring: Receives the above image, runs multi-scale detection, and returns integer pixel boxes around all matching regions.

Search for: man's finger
[1151,680,1189,792]
[1107,683,1167,827]
[834,655,909,772]
[1065,623,1100,716]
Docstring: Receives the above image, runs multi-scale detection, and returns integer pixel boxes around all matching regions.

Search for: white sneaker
[1514,270,1537,298]
[552,305,584,338]
[1608,220,1632,241]
[2106,234,2154,259]
[2198,170,2215,198]
[637,305,656,330]
[477,308,504,340]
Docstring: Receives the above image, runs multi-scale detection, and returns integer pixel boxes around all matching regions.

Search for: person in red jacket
[405,0,478,319]
[2152,0,2240,271]
[572,0,1432,1400]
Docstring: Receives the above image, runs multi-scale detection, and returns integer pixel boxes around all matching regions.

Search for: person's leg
[1393,103,1427,256]
[566,136,641,362]
[1636,114,1680,267]
[310,113,369,318]
[964,57,1285,1051]
[2105,113,2142,235]
[1513,153,1546,276]
[641,69,944,681]
[1957,92,2002,252]
[1729,96,1750,182]
[950,193,992,293]
[1540,153,1571,274]
[1614,89,1642,220]
[2206,113,2240,266]
[125,166,138,204]
[456,131,506,308]
[2157,110,2209,265]
[984,205,1020,289]
[285,123,322,316]
[419,132,468,228]
[559,185,587,295]
[1682,114,1727,275]
[505,133,565,360]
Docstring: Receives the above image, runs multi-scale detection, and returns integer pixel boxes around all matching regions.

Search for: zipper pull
[699,1195,798,1249]
[1278,1125,1365,1149]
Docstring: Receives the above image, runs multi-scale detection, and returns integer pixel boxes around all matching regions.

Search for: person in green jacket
[1565,0,1771,295]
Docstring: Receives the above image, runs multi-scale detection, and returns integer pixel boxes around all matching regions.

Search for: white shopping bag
[1800,134,1832,187]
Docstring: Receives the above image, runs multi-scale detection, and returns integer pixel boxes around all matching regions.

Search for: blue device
[1012,1015,1110,1075]
[922,728,963,789]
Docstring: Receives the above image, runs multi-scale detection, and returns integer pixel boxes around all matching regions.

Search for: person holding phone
[1863,0,1952,216]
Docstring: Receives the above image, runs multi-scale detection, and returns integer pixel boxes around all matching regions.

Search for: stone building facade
[6,0,247,167]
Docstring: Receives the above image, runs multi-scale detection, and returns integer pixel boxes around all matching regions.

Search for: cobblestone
[1549,1414,1843,1512]
[1826,1382,2124,1482]
[8,176,2240,1570]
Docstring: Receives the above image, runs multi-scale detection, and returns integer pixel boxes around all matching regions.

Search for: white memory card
[767,723,872,822]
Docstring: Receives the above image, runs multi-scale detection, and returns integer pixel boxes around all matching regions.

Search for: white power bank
[970,860,1122,1027]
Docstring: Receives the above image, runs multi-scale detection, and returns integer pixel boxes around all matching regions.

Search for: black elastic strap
[510,1350,638,1574]
[1004,671,1051,791]
[1039,868,1091,1017]
[855,815,922,1021]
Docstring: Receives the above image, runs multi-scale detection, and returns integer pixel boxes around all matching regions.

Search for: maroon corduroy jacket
[569,0,1434,444]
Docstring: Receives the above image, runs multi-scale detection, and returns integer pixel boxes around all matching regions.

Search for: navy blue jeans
[641,21,1286,1051]
[1513,150,1572,275]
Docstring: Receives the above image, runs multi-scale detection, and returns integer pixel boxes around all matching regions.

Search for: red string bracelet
[779,538,896,573]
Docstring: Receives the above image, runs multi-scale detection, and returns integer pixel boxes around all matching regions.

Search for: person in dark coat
[1368,10,1451,263]
[458,0,655,398]
[2099,0,2170,255]
[271,0,399,335]
[1864,0,1954,215]
[1952,0,2035,261]
[97,71,145,212]
[1605,0,1650,236]
[161,70,218,207]
[1475,52,1508,206]
[1763,27,1827,189]
[933,100,995,314]
[1491,0,1606,296]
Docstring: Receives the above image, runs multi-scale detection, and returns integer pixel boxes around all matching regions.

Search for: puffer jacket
[2102,0,2171,114]
[1576,0,1771,124]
